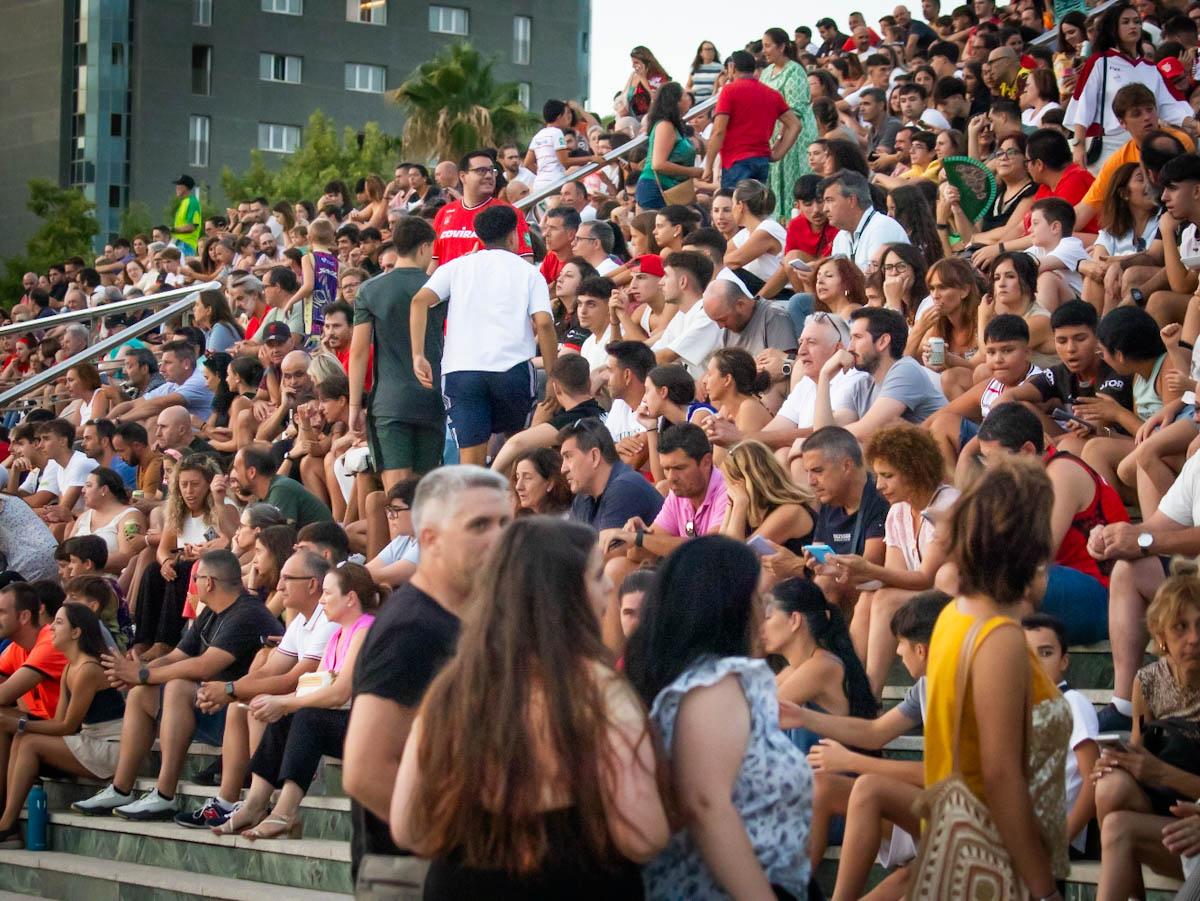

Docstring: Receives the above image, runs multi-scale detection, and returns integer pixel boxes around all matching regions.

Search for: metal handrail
[0,282,220,338]
[514,94,719,211]
[0,289,206,410]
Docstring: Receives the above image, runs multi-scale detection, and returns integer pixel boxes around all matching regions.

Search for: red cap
[631,254,665,277]
[1158,56,1185,81]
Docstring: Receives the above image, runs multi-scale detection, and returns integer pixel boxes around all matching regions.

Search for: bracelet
[999,242,1006,254]
[936,223,950,230]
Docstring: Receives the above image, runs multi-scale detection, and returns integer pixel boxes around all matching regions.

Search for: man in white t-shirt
[823,170,911,269]
[1026,197,1088,312]
[571,220,621,275]
[23,419,97,531]
[604,340,656,471]
[498,143,535,188]
[575,276,617,374]
[410,205,558,465]
[178,549,339,829]
[1088,448,1200,731]
[653,251,722,379]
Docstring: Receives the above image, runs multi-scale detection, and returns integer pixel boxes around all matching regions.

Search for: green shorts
[367,415,444,475]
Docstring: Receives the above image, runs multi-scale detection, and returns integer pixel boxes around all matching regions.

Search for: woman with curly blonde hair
[719,439,815,558]
[134,455,238,659]
[831,425,958,697]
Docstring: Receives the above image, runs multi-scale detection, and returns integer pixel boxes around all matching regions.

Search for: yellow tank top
[923,603,1072,877]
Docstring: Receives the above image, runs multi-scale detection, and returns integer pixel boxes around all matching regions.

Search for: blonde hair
[307,218,335,247]
[307,352,345,387]
[1147,558,1200,652]
[720,440,813,528]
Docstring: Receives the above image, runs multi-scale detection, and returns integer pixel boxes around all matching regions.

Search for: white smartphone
[789,259,813,272]
[747,535,778,557]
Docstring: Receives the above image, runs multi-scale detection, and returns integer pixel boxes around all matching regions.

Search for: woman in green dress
[759,27,818,221]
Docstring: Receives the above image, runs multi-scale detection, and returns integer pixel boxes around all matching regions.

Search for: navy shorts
[721,156,770,190]
[1041,564,1109,646]
[443,361,536,448]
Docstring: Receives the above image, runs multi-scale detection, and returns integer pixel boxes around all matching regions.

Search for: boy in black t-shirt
[75,551,283,822]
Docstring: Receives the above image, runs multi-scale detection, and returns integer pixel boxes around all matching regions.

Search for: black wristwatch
[781,361,793,379]
[1130,288,1146,308]
[224,681,236,698]
[634,528,645,549]
[137,666,150,685]
[16,716,27,735]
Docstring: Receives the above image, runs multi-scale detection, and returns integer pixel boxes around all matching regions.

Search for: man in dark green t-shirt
[232,443,332,529]
[349,217,446,485]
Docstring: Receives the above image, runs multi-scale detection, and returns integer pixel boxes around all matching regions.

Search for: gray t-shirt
[894,674,927,724]
[719,298,798,357]
[352,267,446,427]
[0,496,62,581]
[843,355,946,425]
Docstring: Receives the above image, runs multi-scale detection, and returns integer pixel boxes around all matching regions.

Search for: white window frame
[258,123,300,154]
[513,16,531,65]
[345,62,386,93]
[261,0,302,15]
[193,0,212,26]
[428,5,468,35]
[517,82,531,110]
[347,0,386,24]
[259,53,302,84]
[189,115,210,167]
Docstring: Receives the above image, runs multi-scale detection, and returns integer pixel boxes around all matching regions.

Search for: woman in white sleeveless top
[69,467,147,574]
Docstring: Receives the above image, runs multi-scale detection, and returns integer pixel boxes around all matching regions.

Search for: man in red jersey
[430,149,533,271]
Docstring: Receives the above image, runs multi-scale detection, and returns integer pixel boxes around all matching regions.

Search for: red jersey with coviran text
[432,198,533,264]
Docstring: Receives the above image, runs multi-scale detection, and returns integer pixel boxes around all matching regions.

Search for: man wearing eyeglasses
[176,550,337,830]
[429,150,532,271]
[77,550,284,821]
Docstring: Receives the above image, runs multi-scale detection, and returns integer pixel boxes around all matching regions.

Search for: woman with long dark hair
[888,185,943,271]
[390,519,669,898]
[0,601,125,847]
[625,537,813,899]
[511,447,573,516]
[636,82,702,212]
[1081,161,1161,314]
[759,27,818,219]
[625,45,670,117]
[686,40,722,100]
[1053,11,1089,101]
[1065,1,1196,170]
[193,289,244,353]
[982,251,1056,366]
[879,242,931,327]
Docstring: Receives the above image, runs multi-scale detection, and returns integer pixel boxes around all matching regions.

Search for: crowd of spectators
[3,0,1200,897]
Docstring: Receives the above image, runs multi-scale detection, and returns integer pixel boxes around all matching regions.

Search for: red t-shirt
[785,216,839,258]
[245,314,264,341]
[1024,163,1098,233]
[0,626,67,720]
[539,251,568,285]
[336,345,373,393]
[432,197,533,265]
[715,78,789,167]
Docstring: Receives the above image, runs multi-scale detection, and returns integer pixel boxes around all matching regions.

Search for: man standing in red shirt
[431,149,533,271]
[0,582,68,812]
[702,51,802,190]
[539,206,580,288]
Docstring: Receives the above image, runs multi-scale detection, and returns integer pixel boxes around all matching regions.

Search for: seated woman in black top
[0,602,125,847]
[939,132,1036,252]
[718,439,815,564]
[389,518,669,900]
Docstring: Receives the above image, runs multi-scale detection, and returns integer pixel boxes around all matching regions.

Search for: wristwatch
[634,528,645,549]
[224,681,236,698]
[16,716,27,735]
[780,361,793,379]
[1137,532,1154,556]
[137,666,150,685]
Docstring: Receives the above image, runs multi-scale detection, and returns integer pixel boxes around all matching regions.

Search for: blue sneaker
[175,797,238,829]
[1096,704,1133,733]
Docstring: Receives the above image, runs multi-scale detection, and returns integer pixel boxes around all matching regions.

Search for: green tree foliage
[2,179,99,306]
[220,111,401,204]
[392,42,539,161]
[119,200,154,239]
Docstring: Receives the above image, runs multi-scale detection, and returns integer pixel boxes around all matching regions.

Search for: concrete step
[0,849,351,901]
[29,812,351,894]
[41,777,351,842]
[131,742,346,797]
[881,684,1113,710]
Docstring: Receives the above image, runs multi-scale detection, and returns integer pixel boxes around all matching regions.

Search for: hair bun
[1169,556,1200,578]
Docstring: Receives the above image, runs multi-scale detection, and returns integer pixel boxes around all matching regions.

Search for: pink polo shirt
[653,466,729,539]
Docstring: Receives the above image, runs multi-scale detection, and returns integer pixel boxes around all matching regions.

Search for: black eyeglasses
[384,504,410,518]
[280,574,316,582]
[467,166,497,176]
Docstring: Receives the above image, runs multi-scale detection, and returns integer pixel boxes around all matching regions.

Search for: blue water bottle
[26,784,47,851]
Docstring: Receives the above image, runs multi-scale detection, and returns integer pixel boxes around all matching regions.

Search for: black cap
[174,174,196,190]
[261,321,292,344]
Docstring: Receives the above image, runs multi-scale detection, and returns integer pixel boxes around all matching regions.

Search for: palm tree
[391,42,539,161]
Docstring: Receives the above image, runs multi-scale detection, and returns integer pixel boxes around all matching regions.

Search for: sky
[587,0,902,108]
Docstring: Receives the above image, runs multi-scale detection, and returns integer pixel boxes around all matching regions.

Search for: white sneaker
[113,789,181,821]
[72,784,133,816]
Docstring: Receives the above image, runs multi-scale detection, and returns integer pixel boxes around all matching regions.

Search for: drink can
[928,337,946,366]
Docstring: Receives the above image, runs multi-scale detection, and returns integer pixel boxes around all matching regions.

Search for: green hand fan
[942,156,998,224]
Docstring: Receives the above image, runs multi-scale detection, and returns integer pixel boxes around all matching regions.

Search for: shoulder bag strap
[948,617,990,774]
[1096,58,1108,133]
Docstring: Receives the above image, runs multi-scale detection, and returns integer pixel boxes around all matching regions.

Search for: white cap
[716,267,753,298]
[919,109,951,131]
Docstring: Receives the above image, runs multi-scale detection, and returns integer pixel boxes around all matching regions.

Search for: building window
[345,63,386,93]
[517,82,531,110]
[191,45,212,95]
[347,0,385,24]
[513,16,531,65]
[189,115,210,166]
[258,122,300,153]
[193,0,212,25]
[428,5,467,34]
[261,0,302,14]
[259,53,302,83]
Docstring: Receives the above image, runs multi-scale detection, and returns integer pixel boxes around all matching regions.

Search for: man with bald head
[703,275,797,357]
[434,161,461,199]
[254,350,313,443]
[983,45,1027,100]
[153,405,214,458]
